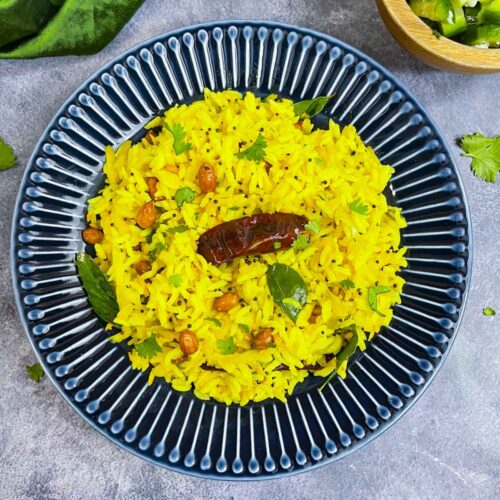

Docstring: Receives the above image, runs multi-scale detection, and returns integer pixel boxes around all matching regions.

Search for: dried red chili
[197,213,307,265]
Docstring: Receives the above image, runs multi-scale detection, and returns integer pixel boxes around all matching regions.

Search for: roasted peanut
[197,164,217,193]
[213,292,239,312]
[134,260,152,275]
[252,328,274,350]
[146,176,158,199]
[137,201,156,229]
[179,329,199,356]
[308,304,322,324]
[82,227,103,245]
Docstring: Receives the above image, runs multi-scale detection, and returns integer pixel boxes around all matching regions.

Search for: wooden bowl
[376,0,500,73]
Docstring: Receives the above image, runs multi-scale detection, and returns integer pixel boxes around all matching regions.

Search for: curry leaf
[293,96,332,117]
[266,263,308,322]
[76,253,118,323]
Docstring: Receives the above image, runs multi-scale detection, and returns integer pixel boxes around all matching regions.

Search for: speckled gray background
[0,0,499,498]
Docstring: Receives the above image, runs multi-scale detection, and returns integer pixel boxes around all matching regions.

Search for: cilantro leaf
[148,242,165,262]
[174,187,195,208]
[167,225,189,233]
[483,306,496,316]
[291,234,309,250]
[228,206,240,211]
[0,136,16,170]
[349,198,369,216]
[368,285,391,316]
[273,241,282,250]
[238,323,250,333]
[206,317,222,327]
[432,29,441,39]
[135,333,162,359]
[168,274,183,288]
[293,96,332,117]
[236,133,267,162]
[194,212,200,221]
[340,279,355,289]
[305,219,321,234]
[165,122,192,155]
[26,363,44,383]
[217,337,236,355]
[460,133,500,183]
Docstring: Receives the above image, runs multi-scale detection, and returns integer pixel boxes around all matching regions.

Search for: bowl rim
[10,19,473,480]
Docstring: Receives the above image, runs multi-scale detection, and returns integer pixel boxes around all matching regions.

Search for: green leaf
[236,133,267,162]
[432,29,442,39]
[168,274,183,288]
[460,133,500,183]
[206,317,222,327]
[293,96,332,117]
[305,219,321,234]
[291,234,309,250]
[282,297,303,309]
[174,187,195,208]
[483,306,496,316]
[135,333,162,359]
[165,122,192,155]
[368,285,391,317]
[76,253,118,323]
[167,225,189,233]
[26,362,44,383]
[228,206,240,211]
[148,242,165,262]
[217,336,235,355]
[349,198,369,216]
[266,263,308,322]
[238,323,250,334]
[339,279,355,289]
[194,212,200,221]
[273,241,282,250]
[320,326,358,390]
[0,136,16,170]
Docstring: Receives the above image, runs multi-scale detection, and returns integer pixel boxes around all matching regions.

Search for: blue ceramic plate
[11,21,471,479]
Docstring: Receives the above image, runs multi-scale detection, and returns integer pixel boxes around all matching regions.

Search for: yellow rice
[86,89,407,405]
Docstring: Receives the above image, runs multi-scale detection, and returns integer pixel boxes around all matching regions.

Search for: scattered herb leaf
[483,306,496,316]
[291,234,309,250]
[268,342,277,348]
[432,29,441,39]
[228,206,240,211]
[148,242,165,262]
[26,363,44,383]
[460,133,500,183]
[145,232,154,244]
[165,122,192,155]
[174,187,195,208]
[0,136,16,170]
[206,317,223,327]
[305,219,321,234]
[349,198,369,216]
[238,323,250,334]
[167,225,189,233]
[135,333,162,359]
[236,133,267,162]
[194,212,200,221]
[266,263,308,322]
[273,241,282,250]
[217,336,235,355]
[293,96,332,117]
[76,253,119,323]
[339,279,355,289]
[368,285,391,317]
[168,274,183,288]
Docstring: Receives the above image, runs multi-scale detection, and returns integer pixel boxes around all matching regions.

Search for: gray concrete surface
[1,0,499,498]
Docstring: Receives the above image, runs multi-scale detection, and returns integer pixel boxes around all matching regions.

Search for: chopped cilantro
[0,136,16,170]
[305,219,321,234]
[26,363,44,383]
[167,225,189,233]
[206,317,222,327]
[148,242,165,261]
[135,333,162,359]
[238,323,250,334]
[228,206,240,211]
[165,122,192,155]
[216,336,235,355]
[236,133,267,162]
[145,232,154,244]
[432,29,441,39]
[349,198,369,216]
[368,285,391,316]
[194,212,200,221]
[340,279,355,289]
[168,274,183,288]
[483,306,496,316]
[291,234,309,250]
[268,342,277,348]
[460,133,500,183]
[282,297,303,309]
[174,187,195,208]
[273,241,282,250]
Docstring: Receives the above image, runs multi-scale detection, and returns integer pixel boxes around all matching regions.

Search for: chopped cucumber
[409,0,455,23]
[478,0,500,25]
[461,24,500,46]
[440,0,468,36]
